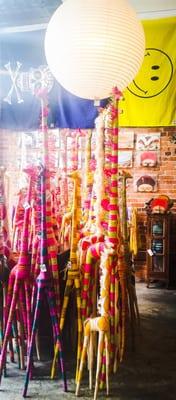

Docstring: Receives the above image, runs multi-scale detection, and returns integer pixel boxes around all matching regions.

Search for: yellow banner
[119,17,176,127]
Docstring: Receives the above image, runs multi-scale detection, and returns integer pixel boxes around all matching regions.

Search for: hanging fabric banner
[0,17,175,130]
[0,30,107,131]
[119,17,176,127]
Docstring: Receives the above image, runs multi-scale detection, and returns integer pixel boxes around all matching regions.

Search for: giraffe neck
[60,131,68,213]
[106,99,120,248]
[39,167,50,281]
[18,171,34,267]
[99,250,110,317]
[69,173,81,271]
[94,113,105,235]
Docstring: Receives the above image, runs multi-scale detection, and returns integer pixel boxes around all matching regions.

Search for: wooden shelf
[146,213,170,288]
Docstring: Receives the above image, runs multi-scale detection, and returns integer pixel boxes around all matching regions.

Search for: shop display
[0,2,176,399]
[0,89,140,399]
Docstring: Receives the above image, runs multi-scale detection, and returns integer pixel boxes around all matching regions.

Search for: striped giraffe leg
[16,299,26,370]
[3,272,15,328]
[12,316,21,369]
[51,277,73,378]
[118,266,127,362]
[81,242,104,322]
[105,331,110,396]
[75,276,82,383]
[23,283,43,398]
[75,319,90,396]
[19,285,27,339]
[8,336,15,363]
[24,281,32,357]
[60,277,74,331]
[89,330,94,390]
[94,330,105,400]
[46,286,67,392]
[0,285,7,377]
[0,276,20,383]
[0,285,3,348]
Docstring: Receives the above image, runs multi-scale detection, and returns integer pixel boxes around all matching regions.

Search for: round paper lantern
[45,0,145,100]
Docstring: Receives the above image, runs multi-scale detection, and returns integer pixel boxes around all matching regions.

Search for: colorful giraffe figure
[79,113,106,325]
[0,166,36,383]
[36,89,61,319]
[51,170,82,381]
[45,169,61,319]
[76,245,114,400]
[76,89,129,398]
[119,171,140,338]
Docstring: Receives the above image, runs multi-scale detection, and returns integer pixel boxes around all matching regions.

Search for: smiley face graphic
[127,48,173,98]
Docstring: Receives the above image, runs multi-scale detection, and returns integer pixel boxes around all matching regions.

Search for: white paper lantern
[45,0,145,100]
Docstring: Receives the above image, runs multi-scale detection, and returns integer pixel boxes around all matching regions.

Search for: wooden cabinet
[146,213,170,288]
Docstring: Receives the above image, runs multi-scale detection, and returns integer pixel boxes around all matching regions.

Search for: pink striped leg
[24,281,32,355]
[16,300,26,370]
[46,286,67,392]
[19,285,27,339]
[0,277,20,383]
[23,283,43,398]
[3,273,15,328]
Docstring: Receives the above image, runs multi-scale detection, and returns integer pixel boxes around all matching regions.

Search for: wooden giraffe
[76,89,127,398]
[0,167,36,383]
[82,130,93,227]
[76,244,113,400]
[119,170,140,329]
[119,170,132,252]
[51,170,82,381]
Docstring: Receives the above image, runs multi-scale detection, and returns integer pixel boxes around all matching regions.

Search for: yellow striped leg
[75,334,89,396]
[93,331,105,400]
[75,277,82,383]
[51,277,73,378]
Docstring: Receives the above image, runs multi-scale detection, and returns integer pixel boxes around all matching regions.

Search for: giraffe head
[119,169,132,180]
[68,170,81,181]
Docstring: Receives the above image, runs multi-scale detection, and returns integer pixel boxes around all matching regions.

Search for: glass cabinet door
[152,220,163,236]
[152,255,164,272]
[152,239,163,254]
[147,213,170,287]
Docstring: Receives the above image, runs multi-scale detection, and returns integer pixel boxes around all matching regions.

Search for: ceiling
[0,0,62,29]
[0,0,175,32]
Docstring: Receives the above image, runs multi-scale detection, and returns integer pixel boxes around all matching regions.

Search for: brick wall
[124,127,176,280]
[1,127,176,281]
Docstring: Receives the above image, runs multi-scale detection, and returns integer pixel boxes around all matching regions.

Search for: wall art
[119,130,134,149]
[136,133,160,151]
[134,174,157,192]
[118,150,133,168]
[136,150,159,167]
